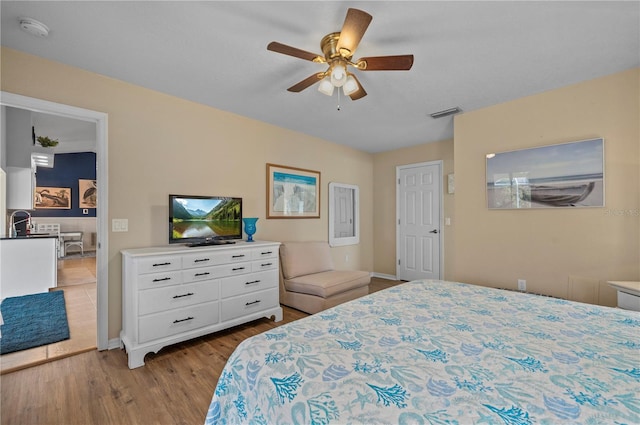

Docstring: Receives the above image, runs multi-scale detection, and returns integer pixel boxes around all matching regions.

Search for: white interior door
[397,162,442,281]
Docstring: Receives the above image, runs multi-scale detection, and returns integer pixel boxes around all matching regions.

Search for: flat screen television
[169,194,242,244]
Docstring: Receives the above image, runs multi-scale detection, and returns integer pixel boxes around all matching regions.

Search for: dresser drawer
[182,249,252,269]
[251,247,278,260]
[139,280,220,315]
[138,301,219,343]
[618,291,640,311]
[220,288,279,322]
[138,270,183,290]
[181,252,225,269]
[252,259,277,272]
[137,256,182,274]
[220,270,278,299]
[182,265,227,284]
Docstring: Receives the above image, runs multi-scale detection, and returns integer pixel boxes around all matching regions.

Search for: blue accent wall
[32,152,97,218]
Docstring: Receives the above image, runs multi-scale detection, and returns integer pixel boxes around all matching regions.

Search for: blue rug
[0,291,70,355]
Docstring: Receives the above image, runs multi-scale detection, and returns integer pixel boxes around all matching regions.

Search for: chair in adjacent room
[63,233,84,257]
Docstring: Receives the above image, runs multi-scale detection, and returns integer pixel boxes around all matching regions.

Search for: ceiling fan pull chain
[337,89,341,111]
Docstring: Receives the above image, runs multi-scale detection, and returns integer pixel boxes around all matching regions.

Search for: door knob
[429,229,438,234]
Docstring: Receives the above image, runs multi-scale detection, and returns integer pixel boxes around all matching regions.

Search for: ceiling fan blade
[348,74,367,101]
[336,8,372,57]
[287,74,323,92]
[357,55,414,71]
[267,42,323,62]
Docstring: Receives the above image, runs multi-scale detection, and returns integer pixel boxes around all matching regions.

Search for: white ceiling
[1,1,638,154]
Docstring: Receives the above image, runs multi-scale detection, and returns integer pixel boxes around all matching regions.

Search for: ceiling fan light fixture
[338,48,352,58]
[318,77,335,96]
[267,8,413,102]
[343,75,359,96]
[330,62,347,87]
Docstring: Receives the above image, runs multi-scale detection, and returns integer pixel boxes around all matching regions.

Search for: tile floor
[0,256,97,374]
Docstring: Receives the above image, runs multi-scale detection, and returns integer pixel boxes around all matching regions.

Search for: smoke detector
[19,18,50,38]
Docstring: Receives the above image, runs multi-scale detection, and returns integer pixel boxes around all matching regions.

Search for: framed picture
[78,179,97,208]
[266,163,320,218]
[486,138,604,209]
[35,186,72,209]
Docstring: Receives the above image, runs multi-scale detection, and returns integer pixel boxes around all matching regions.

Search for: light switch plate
[112,218,128,232]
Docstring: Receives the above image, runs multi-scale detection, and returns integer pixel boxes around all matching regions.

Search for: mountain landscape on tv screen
[172,199,240,221]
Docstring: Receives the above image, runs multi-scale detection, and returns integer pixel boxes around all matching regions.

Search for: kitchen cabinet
[0,236,58,298]
[6,166,35,210]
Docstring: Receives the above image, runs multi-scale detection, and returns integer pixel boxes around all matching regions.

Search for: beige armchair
[279,241,370,314]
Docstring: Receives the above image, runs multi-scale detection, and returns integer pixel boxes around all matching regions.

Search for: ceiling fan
[267,8,414,101]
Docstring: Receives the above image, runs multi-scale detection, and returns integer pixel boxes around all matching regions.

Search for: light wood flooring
[0,255,97,374]
[0,277,402,425]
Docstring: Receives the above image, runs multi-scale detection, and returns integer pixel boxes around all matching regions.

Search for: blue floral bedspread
[205,280,640,424]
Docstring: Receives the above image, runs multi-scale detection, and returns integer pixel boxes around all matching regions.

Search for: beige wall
[1,48,374,339]
[452,68,639,305]
[3,46,637,340]
[372,140,454,279]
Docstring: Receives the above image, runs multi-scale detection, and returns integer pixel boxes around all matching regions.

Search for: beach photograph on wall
[266,163,320,218]
[486,138,604,209]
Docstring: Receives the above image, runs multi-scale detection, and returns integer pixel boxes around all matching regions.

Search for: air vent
[429,107,462,119]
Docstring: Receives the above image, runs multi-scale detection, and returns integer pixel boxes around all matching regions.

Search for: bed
[205,279,640,424]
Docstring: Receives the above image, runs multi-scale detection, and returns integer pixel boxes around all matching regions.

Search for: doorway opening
[1,92,108,372]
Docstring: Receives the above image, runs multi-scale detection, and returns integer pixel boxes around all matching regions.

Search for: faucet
[9,210,32,238]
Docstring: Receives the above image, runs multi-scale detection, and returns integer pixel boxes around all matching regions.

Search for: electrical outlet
[518,279,526,291]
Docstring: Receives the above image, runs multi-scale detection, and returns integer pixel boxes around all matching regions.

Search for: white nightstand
[608,281,640,312]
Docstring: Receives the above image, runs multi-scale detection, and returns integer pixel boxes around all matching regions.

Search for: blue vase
[242,217,258,242]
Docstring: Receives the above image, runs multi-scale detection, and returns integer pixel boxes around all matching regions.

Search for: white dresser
[121,240,282,368]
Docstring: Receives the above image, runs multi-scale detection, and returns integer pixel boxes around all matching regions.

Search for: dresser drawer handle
[232,267,246,271]
[245,300,261,306]
[261,263,273,267]
[152,277,172,282]
[232,254,246,258]
[245,280,261,285]
[172,292,194,299]
[153,262,172,267]
[261,251,273,255]
[173,316,194,324]
[194,258,210,263]
[194,272,211,277]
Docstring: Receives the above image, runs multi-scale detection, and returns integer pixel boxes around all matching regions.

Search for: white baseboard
[107,337,121,350]
[372,272,398,281]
